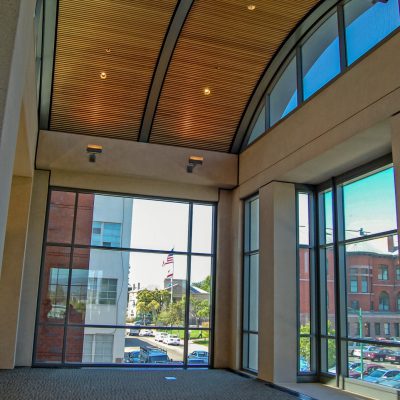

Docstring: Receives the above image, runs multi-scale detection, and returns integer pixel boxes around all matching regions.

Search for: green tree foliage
[193,275,211,293]
[299,321,336,369]
[157,299,185,326]
[190,298,209,327]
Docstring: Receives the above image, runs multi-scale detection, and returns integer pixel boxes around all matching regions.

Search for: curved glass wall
[244,0,400,148]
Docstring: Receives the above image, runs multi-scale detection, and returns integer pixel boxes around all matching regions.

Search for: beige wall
[0,0,37,274]
[0,175,32,368]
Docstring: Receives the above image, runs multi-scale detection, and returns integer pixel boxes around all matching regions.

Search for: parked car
[379,375,400,389]
[163,334,181,346]
[353,346,377,358]
[363,369,399,383]
[364,348,394,362]
[349,363,381,379]
[188,350,209,364]
[127,328,140,336]
[386,351,400,364]
[139,329,154,337]
[328,361,361,374]
[155,332,168,342]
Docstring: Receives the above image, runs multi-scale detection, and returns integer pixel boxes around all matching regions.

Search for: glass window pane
[188,330,210,366]
[75,193,95,245]
[321,246,336,334]
[130,252,187,327]
[35,324,65,363]
[46,191,76,244]
[343,168,396,239]
[243,256,250,331]
[38,246,71,324]
[250,198,259,252]
[192,204,213,254]
[248,333,258,372]
[190,256,212,328]
[249,254,259,332]
[302,13,340,100]
[344,0,400,66]
[248,106,266,144]
[348,342,400,382]
[321,190,333,245]
[131,199,189,252]
[299,248,311,328]
[270,56,297,126]
[346,235,400,341]
[298,193,310,245]
[299,336,311,373]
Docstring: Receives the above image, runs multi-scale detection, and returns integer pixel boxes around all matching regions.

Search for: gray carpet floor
[0,368,300,400]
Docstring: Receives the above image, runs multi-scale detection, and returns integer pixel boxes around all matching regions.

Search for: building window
[365,322,370,337]
[396,266,400,280]
[384,323,390,336]
[88,278,118,305]
[379,291,390,311]
[91,222,122,247]
[242,196,259,373]
[375,323,381,336]
[349,268,358,293]
[350,300,359,310]
[397,294,400,311]
[35,189,216,367]
[361,268,369,293]
[395,323,400,337]
[378,265,389,280]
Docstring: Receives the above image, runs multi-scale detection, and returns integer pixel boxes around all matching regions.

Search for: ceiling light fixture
[87,144,103,163]
[105,48,111,53]
[100,72,107,79]
[203,87,211,96]
[187,156,203,173]
[247,4,256,11]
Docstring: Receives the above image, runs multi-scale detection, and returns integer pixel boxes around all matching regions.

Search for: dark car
[349,363,382,379]
[387,351,400,364]
[364,348,394,362]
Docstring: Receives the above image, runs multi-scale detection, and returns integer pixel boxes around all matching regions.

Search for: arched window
[379,292,390,311]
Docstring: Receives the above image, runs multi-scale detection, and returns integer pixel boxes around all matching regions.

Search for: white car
[163,334,181,346]
[155,332,168,342]
[139,329,154,337]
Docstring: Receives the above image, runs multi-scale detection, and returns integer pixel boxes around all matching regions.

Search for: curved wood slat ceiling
[50,0,177,141]
[150,0,319,152]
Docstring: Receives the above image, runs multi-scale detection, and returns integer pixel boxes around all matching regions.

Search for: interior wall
[0,0,36,275]
[0,175,32,368]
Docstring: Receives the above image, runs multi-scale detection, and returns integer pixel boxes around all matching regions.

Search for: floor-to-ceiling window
[242,195,259,373]
[298,158,400,389]
[34,189,215,367]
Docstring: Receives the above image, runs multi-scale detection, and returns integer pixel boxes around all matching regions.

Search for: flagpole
[170,260,174,303]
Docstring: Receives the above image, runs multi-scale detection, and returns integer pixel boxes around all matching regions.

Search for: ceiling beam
[230,0,338,154]
[39,0,58,130]
[138,0,194,143]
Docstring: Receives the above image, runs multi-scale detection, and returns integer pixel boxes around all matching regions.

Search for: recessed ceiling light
[100,72,107,79]
[203,87,211,96]
[247,4,256,11]
[105,48,111,53]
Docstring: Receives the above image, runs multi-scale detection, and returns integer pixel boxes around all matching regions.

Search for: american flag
[162,250,174,266]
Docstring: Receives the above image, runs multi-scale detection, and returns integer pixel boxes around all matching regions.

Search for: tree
[193,275,211,293]
[157,299,185,326]
[190,298,209,327]
[135,288,170,324]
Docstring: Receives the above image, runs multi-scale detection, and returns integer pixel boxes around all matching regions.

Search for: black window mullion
[337,3,348,71]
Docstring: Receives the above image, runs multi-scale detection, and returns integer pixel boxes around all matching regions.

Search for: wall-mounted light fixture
[87,144,103,163]
[187,156,203,173]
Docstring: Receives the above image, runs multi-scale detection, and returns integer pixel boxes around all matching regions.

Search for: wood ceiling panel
[50,0,177,141]
[150,0,319,152]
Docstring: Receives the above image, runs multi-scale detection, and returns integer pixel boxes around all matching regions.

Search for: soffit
[49,0,177,140]
[47,0,319,152]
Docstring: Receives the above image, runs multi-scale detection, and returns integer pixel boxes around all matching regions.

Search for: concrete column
[391,114,400,240]
[258,181,297,383]
[0,175,33,369]
[0,0,36,275]
[16,170,49,366]
[214,189,234,368]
